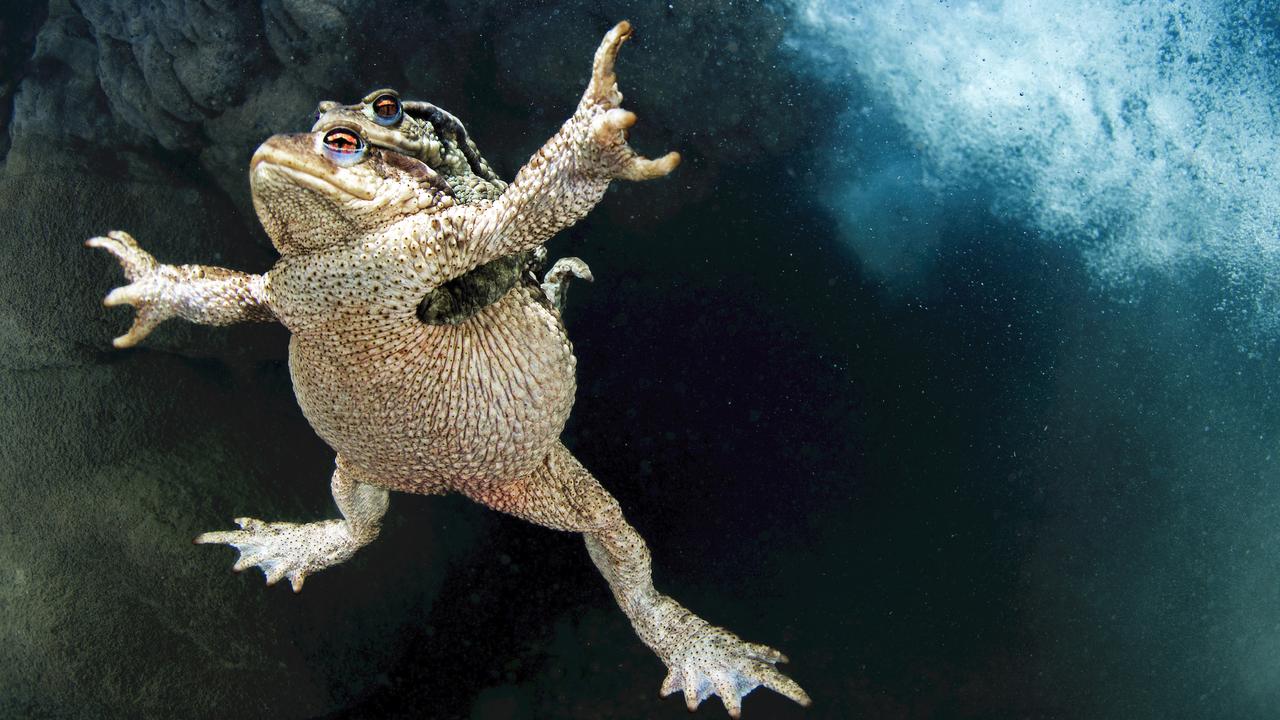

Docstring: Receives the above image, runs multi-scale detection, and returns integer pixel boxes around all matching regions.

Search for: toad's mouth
[250,141,376,202]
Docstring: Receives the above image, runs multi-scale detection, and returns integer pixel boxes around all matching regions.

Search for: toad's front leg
[461,21,680,267]
[195,458,389,592]
[87,230,275,348]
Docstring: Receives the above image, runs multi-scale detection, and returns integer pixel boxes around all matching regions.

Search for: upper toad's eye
[322,128,367,166]
[371,93,402,126]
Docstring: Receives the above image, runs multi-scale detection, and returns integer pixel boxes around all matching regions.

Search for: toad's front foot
[87,230,273,346]
[85,231,172,348]
[195,517,364,592]
[582,21,681,181]
[542,256,593,310]
[660,624,811,718]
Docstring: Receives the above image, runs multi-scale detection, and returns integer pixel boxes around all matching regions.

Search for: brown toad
[87,23,809,717]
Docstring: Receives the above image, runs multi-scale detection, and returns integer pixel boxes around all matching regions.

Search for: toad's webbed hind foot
[659,623,811,718]
[195,517,366,592]
[474,444,809,717]
[196,462,389,592]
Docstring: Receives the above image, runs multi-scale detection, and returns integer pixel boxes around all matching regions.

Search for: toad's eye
[371,93,402,126]
[322,128,366,166]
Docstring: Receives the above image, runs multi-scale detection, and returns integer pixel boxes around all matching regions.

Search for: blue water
[791,0,1280,337]
[783,2,1280,716]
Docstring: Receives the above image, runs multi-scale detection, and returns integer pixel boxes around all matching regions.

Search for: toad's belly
[288,284,576,492]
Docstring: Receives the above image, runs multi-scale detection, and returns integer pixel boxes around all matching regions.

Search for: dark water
[2,2,1278,719]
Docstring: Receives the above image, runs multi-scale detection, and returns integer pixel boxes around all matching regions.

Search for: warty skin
[87,22,809,717]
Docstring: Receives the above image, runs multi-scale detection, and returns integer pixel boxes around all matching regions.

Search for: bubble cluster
[790,0,1280,330]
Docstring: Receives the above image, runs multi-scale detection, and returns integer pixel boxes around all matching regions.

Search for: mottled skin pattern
[313,87,592,320]
[87,23,808,717]
[313,86,508,202]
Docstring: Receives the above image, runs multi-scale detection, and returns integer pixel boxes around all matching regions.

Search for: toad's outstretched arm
[457,21,680,268]
[87,231,274,348]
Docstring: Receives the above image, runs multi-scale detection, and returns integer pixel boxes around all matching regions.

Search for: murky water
[2,2,1277,718]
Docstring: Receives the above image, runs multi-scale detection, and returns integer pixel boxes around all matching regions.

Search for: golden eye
[372,94,403,125]
[324,128,361,151]
[322,128,366,166]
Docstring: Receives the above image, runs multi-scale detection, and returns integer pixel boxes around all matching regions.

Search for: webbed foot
[581,21,681,181]
[660,625,810,718]
[195,517,361,593]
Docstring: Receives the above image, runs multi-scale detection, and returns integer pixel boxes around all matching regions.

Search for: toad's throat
[417,251,537,325]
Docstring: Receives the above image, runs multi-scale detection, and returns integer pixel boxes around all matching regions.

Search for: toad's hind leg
[195,457,388,592]
[469,442,810,718]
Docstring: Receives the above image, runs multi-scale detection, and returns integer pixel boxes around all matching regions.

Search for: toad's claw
[195,517,361,593]
[620,150,681,181]
[86,231,174,348]
[581,21,681,182]
[660,626,811,717]
[85,230,157,280]
[545,256,593,285]
[587,20,632,106]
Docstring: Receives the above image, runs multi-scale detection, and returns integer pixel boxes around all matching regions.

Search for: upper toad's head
[312,89,507,204]
[250,127,455,255]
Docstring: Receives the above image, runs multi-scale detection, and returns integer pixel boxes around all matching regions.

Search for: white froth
[791,0,1280,329]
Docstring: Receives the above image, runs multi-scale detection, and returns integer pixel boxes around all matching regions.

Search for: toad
[87,23,808,717]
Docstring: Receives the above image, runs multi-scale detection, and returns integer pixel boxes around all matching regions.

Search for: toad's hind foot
[196,517,365,592]
[476,445,808,718]
[197,462,388,592]
[660,625,811,718]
